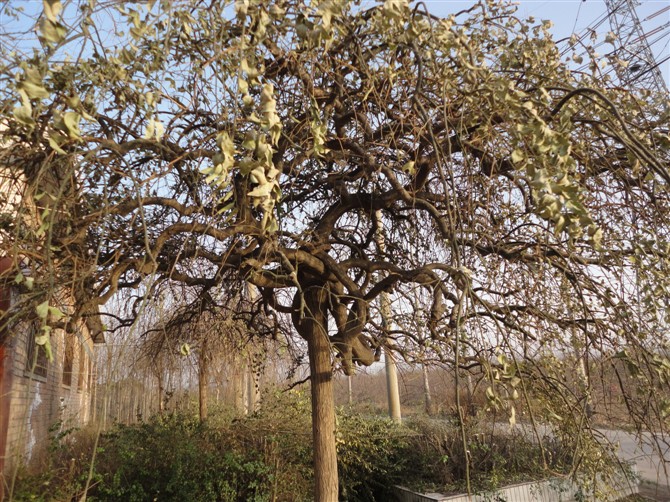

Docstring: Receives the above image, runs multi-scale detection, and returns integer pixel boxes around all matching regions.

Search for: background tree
[151,282,273,421]
[2,0,670,500]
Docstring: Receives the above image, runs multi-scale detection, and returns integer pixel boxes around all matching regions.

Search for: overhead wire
[556,0,669,90]
[571,0,584,38]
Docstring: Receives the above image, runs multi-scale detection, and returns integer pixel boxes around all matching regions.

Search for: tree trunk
[199,342,208,422]
[233,355,246,416]
[90,363,97,423]
[247,363,260,414]
[307,317,338,502]
[135,390,140,422]
[384,348,401,422]
[157,372,165,414]
[245,283,262,414]
[422,363,433,416]
[295,286,338,502]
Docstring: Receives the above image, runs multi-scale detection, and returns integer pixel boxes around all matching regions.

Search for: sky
[427,0,670,88]
[1,0,668,88]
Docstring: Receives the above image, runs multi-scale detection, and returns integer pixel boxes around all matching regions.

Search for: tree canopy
[1,0,670,500]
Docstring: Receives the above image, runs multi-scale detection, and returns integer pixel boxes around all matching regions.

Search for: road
[600,428,670,500]
[510,423,670,499]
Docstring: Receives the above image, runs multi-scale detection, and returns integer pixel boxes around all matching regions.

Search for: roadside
[639,480,670,502]
[600,428,670,491]
[507,422,670,500]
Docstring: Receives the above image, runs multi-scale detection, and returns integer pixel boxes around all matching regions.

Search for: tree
[144,281,273,421]
[2,0,670,500]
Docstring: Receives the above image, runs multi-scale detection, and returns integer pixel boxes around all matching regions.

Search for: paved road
[510,423,670,497]
[600,428,670,498]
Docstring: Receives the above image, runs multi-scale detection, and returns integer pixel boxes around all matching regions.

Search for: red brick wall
[0,256,14,481]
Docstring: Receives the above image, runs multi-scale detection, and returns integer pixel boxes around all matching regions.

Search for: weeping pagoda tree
[1,0,670,499]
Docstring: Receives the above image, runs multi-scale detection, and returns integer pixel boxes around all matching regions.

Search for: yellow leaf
[36,301,50,319]
[48,306,65,320]
[43,0,62,22]
[13,105,35,130]
[39,19,67,45]
[510,150,524,164]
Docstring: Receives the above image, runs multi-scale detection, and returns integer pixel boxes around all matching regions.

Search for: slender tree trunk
[295,286,338,502]
[245,284,261,413]
[247,363,260,414]
[102,391,108,429]
[422,363,433,416]
[233,355,246,415]
[199,342,209,422]
[384,348,401,422]
[116,384,121,422]
[157,372,164,414]
[91,363,97,424]
[142,374,149,421]
[347,375,353,407]
[243,365,250,415]
[130,383,142,424]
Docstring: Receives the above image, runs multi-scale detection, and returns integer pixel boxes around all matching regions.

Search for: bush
[400,417,573,495]
[337,412,411,501]
[93,414,273,501]
[9,395,572,501]
[8,390,317,502]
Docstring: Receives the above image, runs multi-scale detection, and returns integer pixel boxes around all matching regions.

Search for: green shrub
[93,413,273,502]
[400,417,573,495]
[336,411,411,502]
[8,396,572,501]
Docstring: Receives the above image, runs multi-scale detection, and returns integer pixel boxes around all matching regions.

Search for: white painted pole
[374,210,401,423]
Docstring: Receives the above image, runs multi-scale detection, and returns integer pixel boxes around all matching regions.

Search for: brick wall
[1,131,101,480]
[2,318,95,470]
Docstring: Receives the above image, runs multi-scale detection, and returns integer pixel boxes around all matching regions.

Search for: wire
[556,0,669,91]
[571,0,584,37]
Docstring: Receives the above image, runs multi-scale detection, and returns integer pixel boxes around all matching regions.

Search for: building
[0,261,103,471]
[0,130,104,489]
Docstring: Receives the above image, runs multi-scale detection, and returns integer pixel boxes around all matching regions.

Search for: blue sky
[1,0,668,86]
[426,0,669,87]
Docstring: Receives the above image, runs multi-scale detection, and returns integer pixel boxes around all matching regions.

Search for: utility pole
[374,210,401,422]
